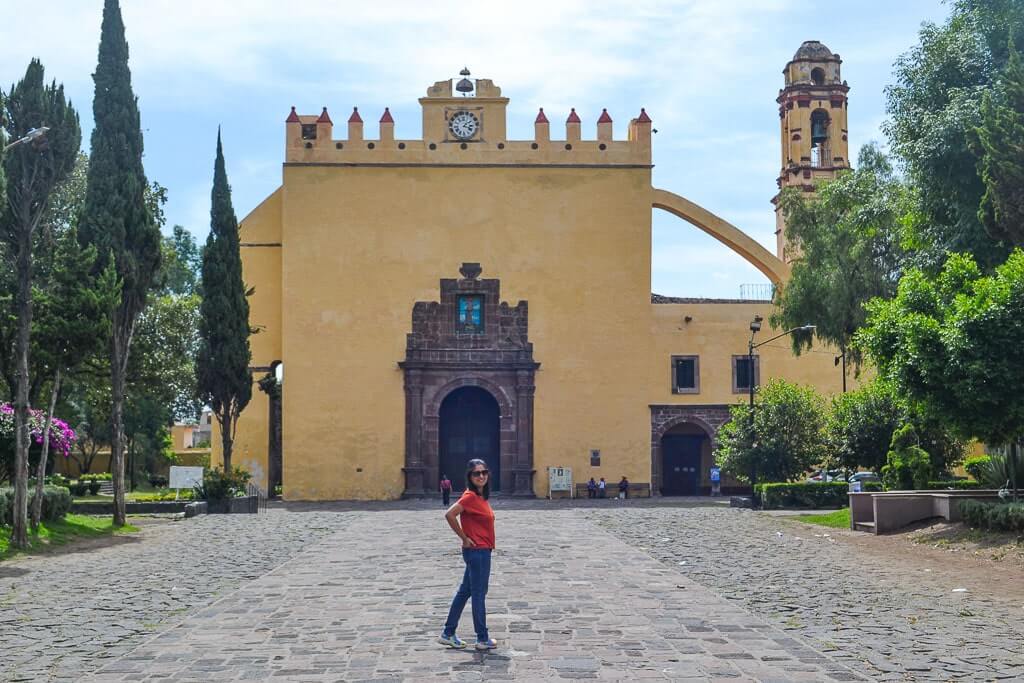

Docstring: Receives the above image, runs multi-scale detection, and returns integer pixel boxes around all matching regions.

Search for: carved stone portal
[400,264,538,497]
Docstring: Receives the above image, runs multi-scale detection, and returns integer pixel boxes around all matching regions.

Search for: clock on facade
[448,111,479,140]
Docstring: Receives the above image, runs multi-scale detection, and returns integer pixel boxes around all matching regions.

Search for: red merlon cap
[566,108,581,124]
[636,108,652,123]
[285,106,300,123]
[535,108,549,124]
[380,107,394,123]
[317,107,332,124]
[348,107,363,123]
[597,108,612,123]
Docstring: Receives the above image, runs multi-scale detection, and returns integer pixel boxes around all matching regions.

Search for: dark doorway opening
[661,433,704,495]
[439,386,501,493]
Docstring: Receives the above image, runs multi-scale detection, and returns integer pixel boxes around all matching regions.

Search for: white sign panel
[170,466,204,490]
[548,467,573,494]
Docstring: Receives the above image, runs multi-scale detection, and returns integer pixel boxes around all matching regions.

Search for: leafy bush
[926,480,982,490]
[193,467,251,502]
[959,500,1024,532]
[81,473,112,482]
[716,379,827,484]
[131,490,195,502]
[756,482,849,509]
[963,455,991,481]
[69,481,90,497]
[0,486,71,524]
[148,475,168,488]
[87,481,101,495]
[882,424,932,490]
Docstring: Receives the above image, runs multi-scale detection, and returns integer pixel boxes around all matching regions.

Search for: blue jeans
[443,548,491,642]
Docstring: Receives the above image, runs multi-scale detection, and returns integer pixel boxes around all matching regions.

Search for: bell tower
[773,41,850,261]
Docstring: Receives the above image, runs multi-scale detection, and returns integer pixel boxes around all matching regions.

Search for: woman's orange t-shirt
[458,490,495,549]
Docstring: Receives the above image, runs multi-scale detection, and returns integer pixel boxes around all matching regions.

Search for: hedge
[926,480,982,490]
[757,482,841,509]
[0,486,72,526]
[959,500,1024,532]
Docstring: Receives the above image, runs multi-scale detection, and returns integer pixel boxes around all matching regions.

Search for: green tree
[772,145,908,377]
[826,379,965,476]
[197,132,252,473]
[159,225,201,296]
[976,42,1024,245]
[885,0,1023,269]
[826,380,903,474]
[715,379,827,484]
[858,250,1024,498]
[78,0,162,527]
[1,59,80,548]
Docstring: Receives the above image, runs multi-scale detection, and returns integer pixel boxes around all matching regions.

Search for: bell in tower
[810,110,829,145]
[456,67,474,96]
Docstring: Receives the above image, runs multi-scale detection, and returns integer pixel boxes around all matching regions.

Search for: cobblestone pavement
[79,508,866,682]
[0,509,346,682]
[595,506,1024,681]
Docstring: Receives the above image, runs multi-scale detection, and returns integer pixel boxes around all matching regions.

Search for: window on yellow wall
[732,355,760,393]
[672,355,699,394]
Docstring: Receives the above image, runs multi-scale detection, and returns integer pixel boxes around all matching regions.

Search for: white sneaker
[475,638,498,650]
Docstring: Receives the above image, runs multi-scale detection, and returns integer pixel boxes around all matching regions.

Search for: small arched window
[811,67,825,85]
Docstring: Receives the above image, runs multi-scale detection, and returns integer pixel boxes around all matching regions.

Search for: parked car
[806,469,846,482]
[848,471,880,484]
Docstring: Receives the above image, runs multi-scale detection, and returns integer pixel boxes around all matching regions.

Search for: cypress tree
[1,59,81,548]
[977,42,1024,246]
[197,131,252,474]
[78,0,161,527]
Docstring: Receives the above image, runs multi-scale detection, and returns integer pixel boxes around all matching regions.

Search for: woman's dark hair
[465,459,490,500]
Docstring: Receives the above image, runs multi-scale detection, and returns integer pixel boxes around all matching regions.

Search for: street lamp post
[746,317,816,486]
[3,126,50,152]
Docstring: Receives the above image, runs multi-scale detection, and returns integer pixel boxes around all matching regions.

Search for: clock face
[449,111,479,140]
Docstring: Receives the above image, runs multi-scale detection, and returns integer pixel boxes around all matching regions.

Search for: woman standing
[438,459,498,651]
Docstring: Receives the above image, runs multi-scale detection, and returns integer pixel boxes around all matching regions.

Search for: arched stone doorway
[439,386,501,492]
[650,406,731,496]
[400,264,538,497]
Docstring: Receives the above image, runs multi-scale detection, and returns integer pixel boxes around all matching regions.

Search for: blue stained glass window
[457,295,484,333]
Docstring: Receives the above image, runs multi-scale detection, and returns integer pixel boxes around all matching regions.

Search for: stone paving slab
[0,510,345,682]
[596,507,1024,682]
[83,509,867,682]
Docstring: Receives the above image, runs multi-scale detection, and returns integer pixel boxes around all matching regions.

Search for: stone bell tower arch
[773,40,851,262]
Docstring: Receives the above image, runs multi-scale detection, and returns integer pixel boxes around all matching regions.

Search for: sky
[0,0,951,298]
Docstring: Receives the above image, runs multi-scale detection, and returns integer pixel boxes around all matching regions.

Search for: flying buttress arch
[651,188,790,285]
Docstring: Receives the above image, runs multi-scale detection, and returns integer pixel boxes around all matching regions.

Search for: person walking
[598,477,607,498]
[440,474,453,507]
[587,478,597,499]
[439,459,498,651]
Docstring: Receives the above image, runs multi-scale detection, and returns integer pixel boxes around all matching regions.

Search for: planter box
[205,496,258,514]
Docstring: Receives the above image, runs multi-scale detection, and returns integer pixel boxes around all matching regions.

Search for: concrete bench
[572,482,652,499]
[849,490,1003,534]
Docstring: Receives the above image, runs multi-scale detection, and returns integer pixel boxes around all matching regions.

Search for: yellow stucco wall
[227,73,857,500]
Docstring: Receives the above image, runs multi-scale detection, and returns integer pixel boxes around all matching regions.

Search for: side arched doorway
[439,387,501,492]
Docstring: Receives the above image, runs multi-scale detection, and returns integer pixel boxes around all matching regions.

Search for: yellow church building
[223,41,852,500]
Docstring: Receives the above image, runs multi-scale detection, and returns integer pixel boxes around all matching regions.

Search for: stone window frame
[732,354,760,394]
[670,355,700,394]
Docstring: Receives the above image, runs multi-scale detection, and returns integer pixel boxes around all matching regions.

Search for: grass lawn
[793,508,851,528]
[0,514,138,561]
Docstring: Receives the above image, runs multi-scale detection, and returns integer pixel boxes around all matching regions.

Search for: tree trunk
[110,323,127,527]
[220,410,233,473]
[31,369,62,529]
[9,223,34,549]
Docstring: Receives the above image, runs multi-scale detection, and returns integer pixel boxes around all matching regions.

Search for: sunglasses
[470,470,490,477]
